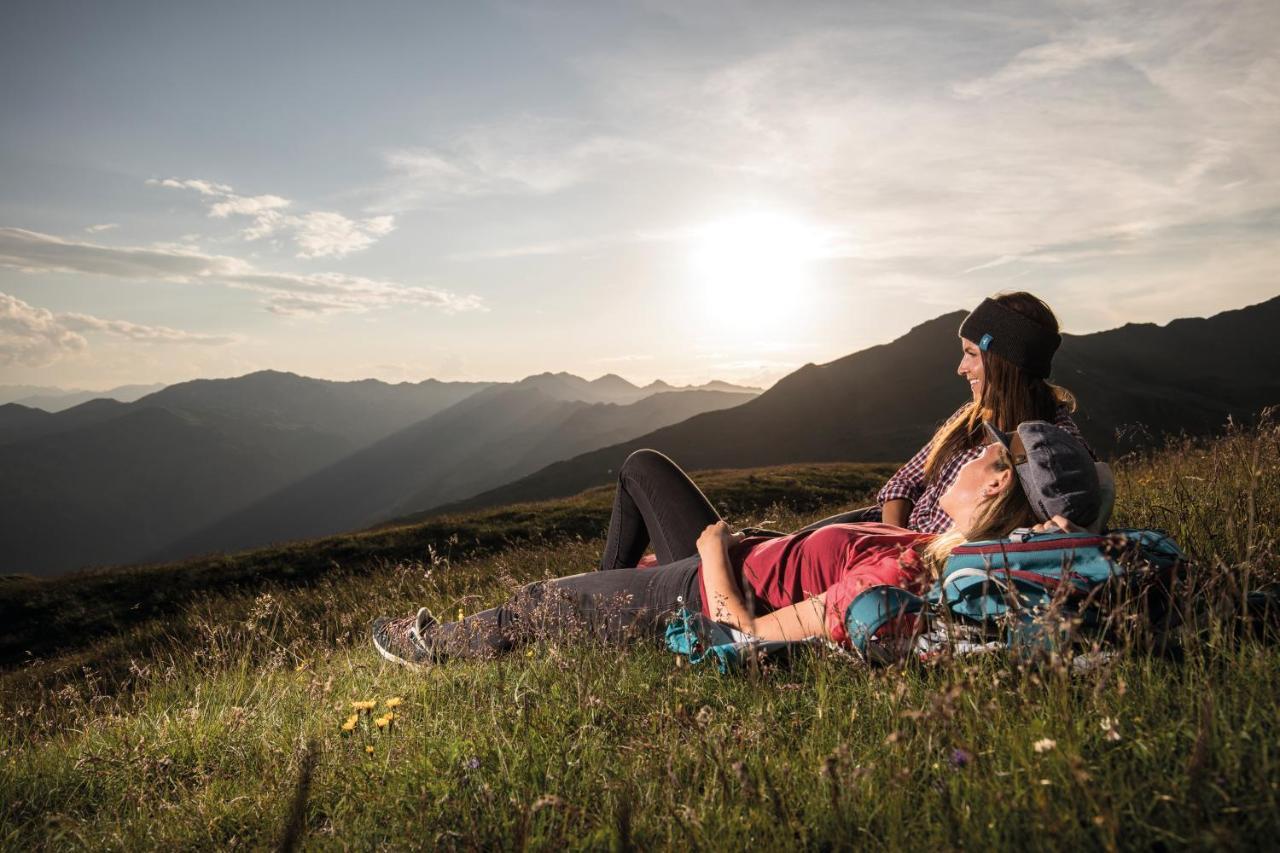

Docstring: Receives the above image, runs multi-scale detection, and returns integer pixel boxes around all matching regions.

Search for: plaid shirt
[876,404,1091,534]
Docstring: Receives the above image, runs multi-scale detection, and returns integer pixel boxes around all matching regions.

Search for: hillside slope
[157,385,756,561]
[440,296,1280,515]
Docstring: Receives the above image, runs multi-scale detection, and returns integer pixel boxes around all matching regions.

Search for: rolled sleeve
[876,443,930,505]
[877,405,968,506]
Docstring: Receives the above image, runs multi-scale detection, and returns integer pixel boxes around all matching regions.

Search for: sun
[687,210,822,331]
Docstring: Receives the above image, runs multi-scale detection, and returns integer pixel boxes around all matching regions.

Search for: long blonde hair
[920,444,1038,576]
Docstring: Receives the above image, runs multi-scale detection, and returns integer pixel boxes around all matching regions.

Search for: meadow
[1,420,1277,851]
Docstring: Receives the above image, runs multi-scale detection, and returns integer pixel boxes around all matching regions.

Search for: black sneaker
[372,607,438,669]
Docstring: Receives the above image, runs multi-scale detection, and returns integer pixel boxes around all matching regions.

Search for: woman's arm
[881,499,912,528]
[696,522,829,642]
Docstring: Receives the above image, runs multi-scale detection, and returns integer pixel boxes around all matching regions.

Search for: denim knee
[621,448,668,481]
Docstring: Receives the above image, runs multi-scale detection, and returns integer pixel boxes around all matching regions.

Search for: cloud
[378,116,656,208]
[952,34,1140,100]
[84,223,119,234]
[0,227,485,317]
[149,178,395,258]
[0,291,233,368]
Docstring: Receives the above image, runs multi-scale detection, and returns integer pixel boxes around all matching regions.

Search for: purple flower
[464,756,481,771]
[949,748,973,769]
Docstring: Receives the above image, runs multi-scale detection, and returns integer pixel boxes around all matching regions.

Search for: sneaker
[372,607,438,669]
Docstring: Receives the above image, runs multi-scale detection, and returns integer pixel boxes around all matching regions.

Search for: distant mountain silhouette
[11,382,166,412]
[156,384,756,561]
[0,398,133,447]
[0,405,350,573]
[438,296,1280,516]
[138,370,493,447]
[3,369,755,576]
[0,371,491,575]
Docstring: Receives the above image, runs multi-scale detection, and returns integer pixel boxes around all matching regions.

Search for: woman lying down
[372,421,1102,668]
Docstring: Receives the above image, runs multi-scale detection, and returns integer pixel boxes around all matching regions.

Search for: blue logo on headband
[979,333,993,351]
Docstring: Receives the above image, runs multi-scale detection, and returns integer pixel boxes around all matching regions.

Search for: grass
[1,424,1278,850]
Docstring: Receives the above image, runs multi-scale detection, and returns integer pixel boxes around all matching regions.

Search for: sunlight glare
[688,211,823,332]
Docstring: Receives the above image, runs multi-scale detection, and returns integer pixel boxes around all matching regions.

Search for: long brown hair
[920,444,1038,574]
[923,291,1076,483]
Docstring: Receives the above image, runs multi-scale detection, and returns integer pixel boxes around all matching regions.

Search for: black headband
[958,298,1061,379]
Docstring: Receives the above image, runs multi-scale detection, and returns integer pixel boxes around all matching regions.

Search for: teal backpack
[666,528,1187,671]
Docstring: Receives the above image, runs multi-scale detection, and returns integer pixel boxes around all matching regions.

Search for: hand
[697,521,739,555]
[1031,514,1087,534]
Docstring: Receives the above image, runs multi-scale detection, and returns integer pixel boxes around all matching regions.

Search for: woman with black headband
[872,290,1092,533]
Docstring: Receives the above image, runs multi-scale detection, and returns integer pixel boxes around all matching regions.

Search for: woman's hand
[1031,514,1087,534]
[697,521,741,556]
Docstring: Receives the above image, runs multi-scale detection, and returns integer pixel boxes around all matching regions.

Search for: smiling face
[938,443,1014,535]
[958,337,985,402]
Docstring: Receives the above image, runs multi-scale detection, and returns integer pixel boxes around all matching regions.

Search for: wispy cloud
[952,34,1140,100]
[0,227,484,317]
[84,223,119,234]
[377,116,656,209]
[149,178,395,258]
[0,290,233,368]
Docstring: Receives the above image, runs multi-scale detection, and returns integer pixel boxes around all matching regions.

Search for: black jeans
[420,450,880,659]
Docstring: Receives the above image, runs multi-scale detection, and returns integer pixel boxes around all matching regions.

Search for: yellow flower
[375,715,390,729]
[352,700,377,711]
[294,660,309,672]
[456,608,464,621]
[384,697,403,708]
[341,715,358,732]
[1033,738,1057,753]
[365,745,375,754]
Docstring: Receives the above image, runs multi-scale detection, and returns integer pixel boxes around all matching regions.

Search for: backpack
[846,528,1187,664]
[665,528,1187,671]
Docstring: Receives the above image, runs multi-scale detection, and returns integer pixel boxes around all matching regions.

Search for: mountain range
[423,296,1280,519]
[0,382,165,412]
[0,371,757,576]
[5,295,1277,578]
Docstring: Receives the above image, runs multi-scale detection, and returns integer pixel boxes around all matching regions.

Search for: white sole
[372,629,427,672]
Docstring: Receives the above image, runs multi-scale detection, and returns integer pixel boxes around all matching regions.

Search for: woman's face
[938,443,1013,534]
[957,338,985,402]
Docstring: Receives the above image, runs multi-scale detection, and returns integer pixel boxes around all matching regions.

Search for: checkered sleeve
[876,441,930,505]
[876,406,967,507]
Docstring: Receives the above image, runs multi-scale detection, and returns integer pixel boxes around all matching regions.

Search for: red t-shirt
[698,522,934,647]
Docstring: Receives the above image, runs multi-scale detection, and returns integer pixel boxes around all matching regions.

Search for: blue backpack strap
[843,585,927,663]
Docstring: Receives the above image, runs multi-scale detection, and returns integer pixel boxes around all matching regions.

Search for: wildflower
[366,745,375,754]
[457,608,465,621]
[949,748,973,769]
[375,713,393,728]
[341,715,358,732]
[464,756,481,771]
[352,700,377,711]
[1100,717,1122,742]
[384,697,403,709]
[1033,738,1057,753]
[295,660,309,672]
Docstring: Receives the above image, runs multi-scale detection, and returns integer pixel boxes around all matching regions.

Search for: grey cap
[983,420,1101,525]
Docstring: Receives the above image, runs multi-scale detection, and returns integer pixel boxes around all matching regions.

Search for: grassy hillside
[2,422,1278,849]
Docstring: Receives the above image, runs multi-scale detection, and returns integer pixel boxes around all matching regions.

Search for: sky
[1,0,1277,391]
